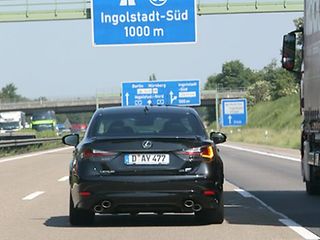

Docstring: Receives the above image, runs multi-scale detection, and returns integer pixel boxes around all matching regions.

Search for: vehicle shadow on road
[43,190,311,228]
[248,190,320,229]
[44,214,207,228]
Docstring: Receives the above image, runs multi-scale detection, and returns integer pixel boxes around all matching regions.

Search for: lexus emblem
[142,140,152,149]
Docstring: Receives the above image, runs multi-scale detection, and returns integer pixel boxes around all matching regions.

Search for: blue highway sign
[91,0,196,46]
[221,98,247,127]
[121,80,200,106]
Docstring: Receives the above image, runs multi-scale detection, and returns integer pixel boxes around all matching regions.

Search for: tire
[69,194,95,226]
[306,181,318,195]
[196,195,224,224]
[306,166,319,195]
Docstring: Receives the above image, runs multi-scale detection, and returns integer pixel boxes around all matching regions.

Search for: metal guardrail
[197,0,303,15]
[0,137,61,148]
[0,0,303,22]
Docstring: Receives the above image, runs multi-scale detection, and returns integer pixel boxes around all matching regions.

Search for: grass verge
[208,94,301,149]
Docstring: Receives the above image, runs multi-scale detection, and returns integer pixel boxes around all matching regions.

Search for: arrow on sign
[147,99,152,105]
[169,91,177,104]
[228,115,232,124]
[125,92,129,106]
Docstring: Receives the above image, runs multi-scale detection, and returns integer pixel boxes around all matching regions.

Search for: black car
[63,106,226,225]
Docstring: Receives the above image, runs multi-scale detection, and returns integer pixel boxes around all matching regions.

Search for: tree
[259,60,298,100]
[246,81,271,105]
[0,83,27,102]
[148,73,157,81]
[205,60,256,90]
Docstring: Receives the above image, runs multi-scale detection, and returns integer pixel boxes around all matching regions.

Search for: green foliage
[212,94,302,149]
[259,60,299,99]
[246,80,271,105]
[222,128,300,149]
[149,73,157,81]
[0,83,28,102]
[205,60,256,90]
[246,94,301,130]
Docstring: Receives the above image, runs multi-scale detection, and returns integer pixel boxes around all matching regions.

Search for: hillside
[218,94,302,149]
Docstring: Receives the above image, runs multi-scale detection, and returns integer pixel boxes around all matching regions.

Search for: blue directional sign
[121,80,200,106]
[221,98,247,127]
[91,0,196,46]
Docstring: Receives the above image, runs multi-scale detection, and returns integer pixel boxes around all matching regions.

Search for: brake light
[177,146,214,161]
[203,190,216,196]
[82,149,116,159]
[79,191,91,197]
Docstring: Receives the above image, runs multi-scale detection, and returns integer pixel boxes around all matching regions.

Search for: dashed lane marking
[233,186,319,240]
[279,219,320,240]
[58,176,69,182]
[234,188,253,198]
[22,191,45,201]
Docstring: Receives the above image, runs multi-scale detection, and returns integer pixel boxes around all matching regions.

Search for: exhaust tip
[94,205,103,213]
[192,204,202,212]
[101,200,112,209]
[184,200,194,208]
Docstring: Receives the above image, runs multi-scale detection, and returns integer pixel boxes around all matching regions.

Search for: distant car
[71,123,87,133]
[63,106,226,226]
[56,123,71,135]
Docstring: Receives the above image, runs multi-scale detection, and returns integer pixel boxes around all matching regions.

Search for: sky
[0,9,302,99]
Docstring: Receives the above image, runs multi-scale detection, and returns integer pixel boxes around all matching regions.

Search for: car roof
[95,106,198,115]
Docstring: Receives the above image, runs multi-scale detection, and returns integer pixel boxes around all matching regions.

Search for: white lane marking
[279,219,320,240]
[0,147,73,164]
[221,144,300,162]
[234,188,253,198]
[22,191,45,201]
[232,183,319,239]
[58,176,69,182]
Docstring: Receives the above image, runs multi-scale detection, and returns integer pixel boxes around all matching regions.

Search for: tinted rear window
[88,110,206,138]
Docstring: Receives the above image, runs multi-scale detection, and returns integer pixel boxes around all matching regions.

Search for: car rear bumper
[71,175,222,214]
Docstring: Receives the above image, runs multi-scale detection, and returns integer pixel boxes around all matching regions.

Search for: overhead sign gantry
[0,1,303,23]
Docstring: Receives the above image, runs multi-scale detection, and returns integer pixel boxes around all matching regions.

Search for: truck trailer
[0,111,26,132]
[282,0,320,194]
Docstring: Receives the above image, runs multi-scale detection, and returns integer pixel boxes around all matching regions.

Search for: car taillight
[81,149,117,160]
[177,146,214,161]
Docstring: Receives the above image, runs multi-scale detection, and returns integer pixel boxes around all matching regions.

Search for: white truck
[0,111,27,132]
[282,0,320,194]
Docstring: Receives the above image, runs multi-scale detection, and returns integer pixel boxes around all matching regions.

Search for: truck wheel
[306,181,317,195]
[69,194,94,226]
[306,166,319,195]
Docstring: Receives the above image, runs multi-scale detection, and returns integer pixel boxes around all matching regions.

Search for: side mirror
[62,134,79,147]
[210,132,227,144]
[281,32,296,71]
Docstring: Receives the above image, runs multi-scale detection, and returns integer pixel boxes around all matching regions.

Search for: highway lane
[0,147,310,240]
[220,143,320,238]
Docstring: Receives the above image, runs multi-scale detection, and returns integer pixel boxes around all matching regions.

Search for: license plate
[124,154,170,165]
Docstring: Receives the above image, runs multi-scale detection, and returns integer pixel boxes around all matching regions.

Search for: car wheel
[196,195,224,224]
[69,194,95,226]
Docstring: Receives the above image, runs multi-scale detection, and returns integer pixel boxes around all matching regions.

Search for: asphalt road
[0,145,318,240]
[220,143,320,239]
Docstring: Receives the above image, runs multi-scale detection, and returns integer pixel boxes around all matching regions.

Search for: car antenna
[144,106,149,113]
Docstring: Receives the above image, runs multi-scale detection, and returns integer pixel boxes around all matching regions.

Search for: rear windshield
[88,111,206,138]
[32,111,55,121]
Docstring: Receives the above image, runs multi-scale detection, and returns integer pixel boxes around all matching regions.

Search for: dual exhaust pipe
[95,199,202,213]
[94,200,112,213]
[184,199,202,212]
